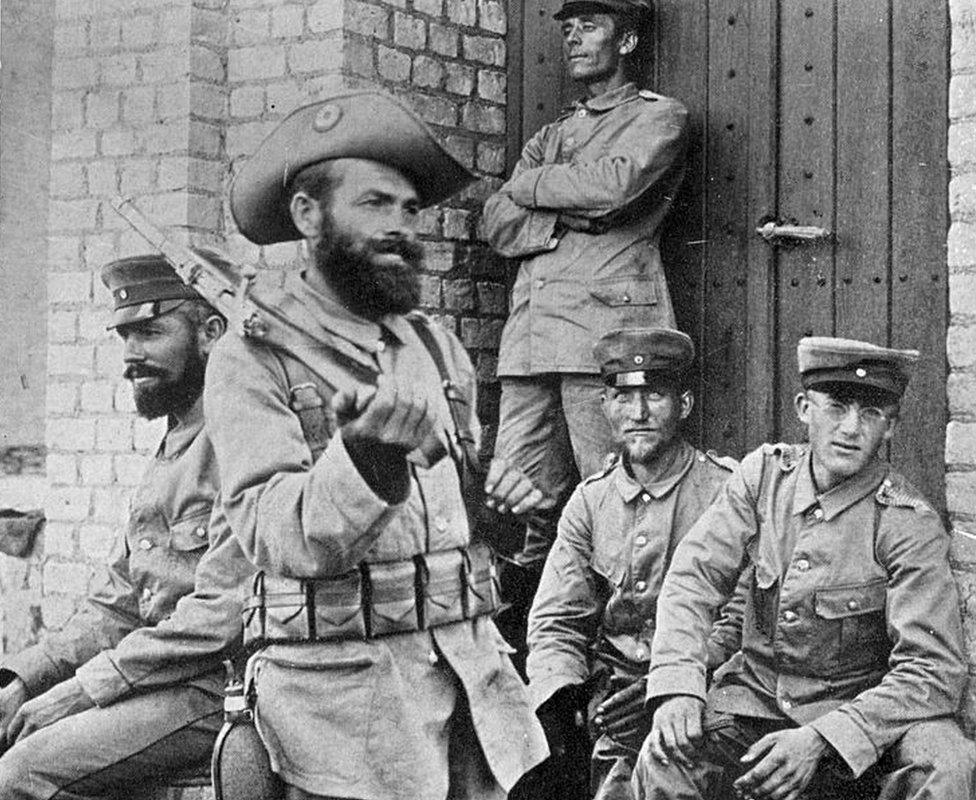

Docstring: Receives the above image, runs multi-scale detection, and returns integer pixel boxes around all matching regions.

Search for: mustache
[124,364,166,380]
[368,237,425,261]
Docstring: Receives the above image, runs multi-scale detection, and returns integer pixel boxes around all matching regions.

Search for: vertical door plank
[701,0,752,455]
[835,3,890,343]
[505,0,525,172]
[775,0,836,442]
[653,0,710,446]
[520,0,569,146]
[891,0,948,509]
[743,0,778,450]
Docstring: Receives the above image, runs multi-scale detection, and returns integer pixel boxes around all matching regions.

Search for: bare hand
[0,677,27,752]
[593,676,650,744]
[6,677,94,746]
[482,457,550,516]
[647,695,705,769]
[333,376,437,456]
[733,726,827,800]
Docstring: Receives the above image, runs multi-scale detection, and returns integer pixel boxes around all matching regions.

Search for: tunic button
[577,108,587,118]
[621,294,631,303]
[139,538,153,551]
[812,508,824,520]
[535,278,545,289]
[781,698,793,710]
[546,237,559,250]
[635,646,648,660]
[847,599,859,611]
[782,610,798,623]
[427,650,439,665]
[195,525,207,538]
[641,493,651,503]
[434,516,447,533]
[795,558,810,572]
[141,588,152,602]
[634,535,648,547]
[635,580,648,592]
[376,339,386,353]
[564,137,575,147]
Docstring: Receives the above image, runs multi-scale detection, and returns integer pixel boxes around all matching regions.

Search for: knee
[0,743,34,796]
[893,719,976,784]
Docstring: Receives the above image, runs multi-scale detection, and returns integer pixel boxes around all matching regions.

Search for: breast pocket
[814,579,890,673]
[589,276,659,334]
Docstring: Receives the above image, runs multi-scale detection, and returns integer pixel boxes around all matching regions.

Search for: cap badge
[118,288,128,300]
[313,104,342,133]
[855,367,867,378]
[634,355,644,365]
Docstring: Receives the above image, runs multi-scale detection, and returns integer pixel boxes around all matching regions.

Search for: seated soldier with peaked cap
[0,255,253,799]
[632,337,976,800]
[204,89,548,800]
[525,328,742,800]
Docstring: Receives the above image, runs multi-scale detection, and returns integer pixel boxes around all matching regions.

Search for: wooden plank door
[509,0,949,509]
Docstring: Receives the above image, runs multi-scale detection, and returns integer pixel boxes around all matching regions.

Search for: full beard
[314,224,424,319]
[126,349,206,421]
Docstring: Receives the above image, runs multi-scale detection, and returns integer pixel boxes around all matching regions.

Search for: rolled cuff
[0,648,61,697]
[807,709,879,778]
[645,664,707,707]
[74,652,130,707]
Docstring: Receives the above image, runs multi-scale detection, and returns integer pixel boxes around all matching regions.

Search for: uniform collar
[160,395,205,459]
[572,82,640,114]
[792,449,888,521]
[614,440,695,502]
[291,270,405,352]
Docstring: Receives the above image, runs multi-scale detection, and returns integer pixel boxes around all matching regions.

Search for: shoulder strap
[270,348,336,462]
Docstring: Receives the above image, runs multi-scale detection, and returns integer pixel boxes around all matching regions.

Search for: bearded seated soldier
[0,255,251,800]
[632,337,976,800]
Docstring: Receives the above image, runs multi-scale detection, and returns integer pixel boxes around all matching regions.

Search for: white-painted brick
[134,417,166,451]
[231,85,265,118]
[190,83,228,121]
[950,273,976,316]
[46,488,93,523]
[120,159,156,195]
[87,160,119,196]
[49,345,94,377]
[947,421,976,464]
[81,381,115,413]
[232,8,271,45]
[228,46,287,81]
[950,73,976,120]
[950,119,976,168]
[46,454,79,487]
[949,324,976,369]
[41,595,81,630]
[46,382,80,416]
[101,55,138,87]
[79,524,117,562]
[266,81,302,115]
[43,561,93,596]
[53,56,97,89]
[288,37,345,73]
[308,0,343,32]
[50,162,87,198]
[100,129,140,158]
[272,5,305,38]
[84,233,120,272]
[42,522,79,558]
[121,14,156,49]
[52,91,85,130]
[190,45,225,83]
[92,486,133,525]
[114,382,136,414]
[141,49,192,85]
[80,453,114,485]
[48,311,78,343]
[95,341,125,377]
[114,453,148,486]
[52,130,98,161]
[96,417,134,452]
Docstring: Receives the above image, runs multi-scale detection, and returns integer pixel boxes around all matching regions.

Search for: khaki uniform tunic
[481,82,688,376]
[647,443,967,778]
[0,399,243,705]
[204,273,548,800]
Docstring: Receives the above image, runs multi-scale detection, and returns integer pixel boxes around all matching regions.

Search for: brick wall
[4,0,513,659]
[949,0,976,735]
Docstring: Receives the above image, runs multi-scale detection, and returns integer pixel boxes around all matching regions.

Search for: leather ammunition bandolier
[242,314,497,648]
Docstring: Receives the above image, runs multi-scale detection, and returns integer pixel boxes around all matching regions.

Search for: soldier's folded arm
[480,127,560,258]
[506,99,689,218]
[804,510,967,777]
[204,335,404,576]
[526,486,605,710]
[71,502,248,708]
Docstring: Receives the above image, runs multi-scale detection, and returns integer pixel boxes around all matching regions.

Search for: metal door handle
[755,221,831,243]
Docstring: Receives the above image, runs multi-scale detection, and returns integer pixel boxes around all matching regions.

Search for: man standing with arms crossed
[634,337,975,799]
[205,90,548,800]
[481,0,689,642]
[0,255,250,798]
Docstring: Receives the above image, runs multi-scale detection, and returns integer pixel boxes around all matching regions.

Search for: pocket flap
[590,277,658,307]
[815,580,886,619]
[169,510,211,551]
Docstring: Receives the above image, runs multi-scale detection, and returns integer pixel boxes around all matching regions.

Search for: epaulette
[702,449,737,472]
[581,452,619,485]
[638,89,661,101]
[875,473,938,516]
[760,442,805,472]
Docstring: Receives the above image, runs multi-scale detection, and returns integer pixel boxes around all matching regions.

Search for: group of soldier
[0,0,972,798]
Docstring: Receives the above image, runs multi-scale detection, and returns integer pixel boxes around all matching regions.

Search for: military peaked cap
[797,336,919,399]
[101,254,202,329]
[230,90,476,245]
[554,0,651,20]
[594,327,694,387]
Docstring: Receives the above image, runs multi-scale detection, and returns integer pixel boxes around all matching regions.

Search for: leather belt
[243,544,498,645]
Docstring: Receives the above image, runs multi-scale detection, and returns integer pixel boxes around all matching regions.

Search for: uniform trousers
[0,683,223,800]
[495,374,613,564]
[631,713,976,800]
